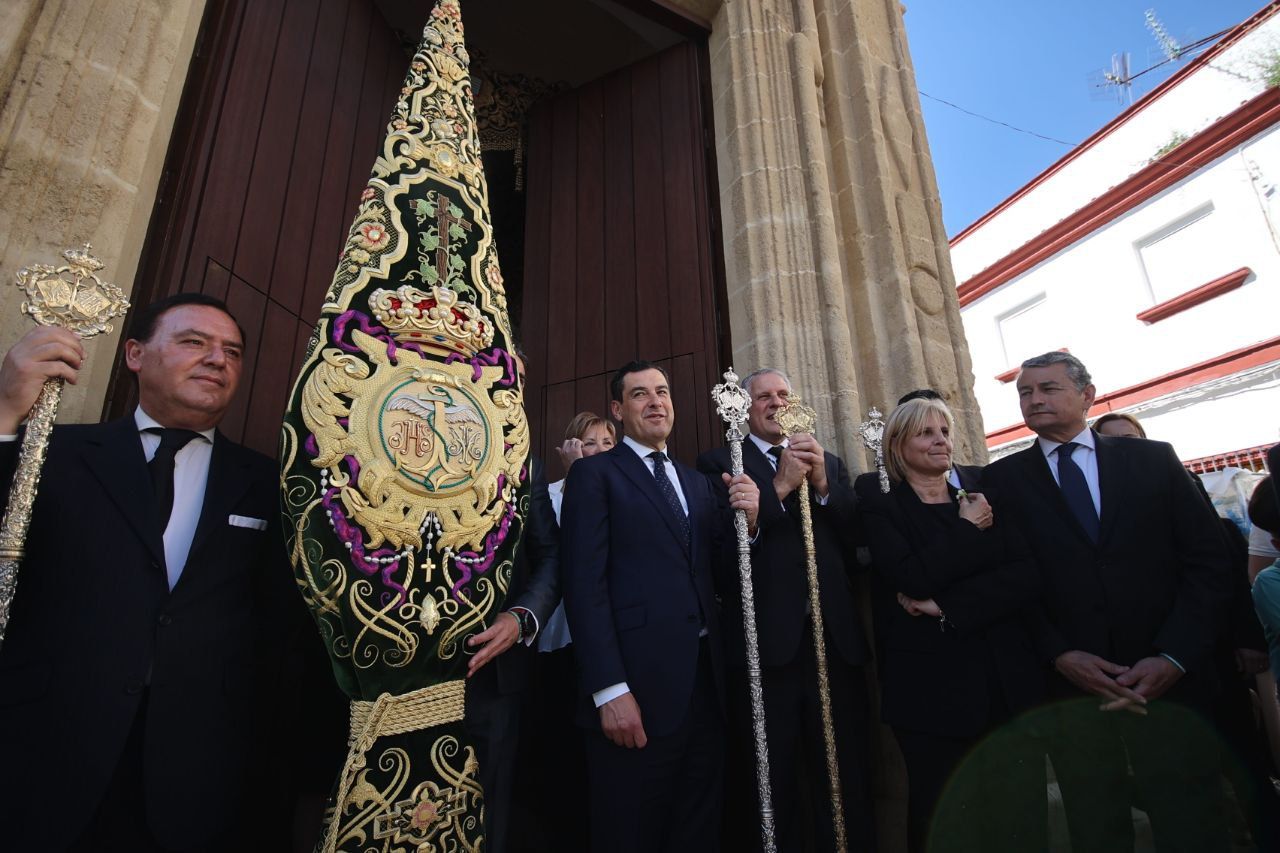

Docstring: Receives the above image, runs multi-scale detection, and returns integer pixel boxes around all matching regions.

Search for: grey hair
[741,367,792,396]
[1020,351,1092,391]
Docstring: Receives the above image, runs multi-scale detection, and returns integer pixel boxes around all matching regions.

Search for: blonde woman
[859,397,1046,853]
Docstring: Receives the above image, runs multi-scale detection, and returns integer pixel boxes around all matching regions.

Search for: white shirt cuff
[1159,652,1186,673]
[0,435,16,443]
[593,682,630,707]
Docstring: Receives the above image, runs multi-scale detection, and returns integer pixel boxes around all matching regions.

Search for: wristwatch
[509,607,536,644]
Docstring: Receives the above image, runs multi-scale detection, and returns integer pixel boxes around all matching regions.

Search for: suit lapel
[82,417,166,566]
[608,445,689,554]
[1014,442,1096,546]
[741,439,776,490]
[188,432,255,559]
[1094,432,1121,545]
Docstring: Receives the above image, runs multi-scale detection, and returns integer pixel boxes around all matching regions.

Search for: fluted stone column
[0,0,206,424]
[677,0,985,467]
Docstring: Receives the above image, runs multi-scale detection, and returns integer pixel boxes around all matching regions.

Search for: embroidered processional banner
[279,1,527,849]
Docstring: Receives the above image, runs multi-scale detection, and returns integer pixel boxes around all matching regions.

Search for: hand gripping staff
[0,245,128,649]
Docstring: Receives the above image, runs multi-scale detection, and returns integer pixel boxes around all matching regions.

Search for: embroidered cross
[434,195,471,285]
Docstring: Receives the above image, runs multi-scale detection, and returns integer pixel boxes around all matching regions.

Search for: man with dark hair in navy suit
[560,359,760,853]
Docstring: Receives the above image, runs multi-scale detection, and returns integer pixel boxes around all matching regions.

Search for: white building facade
[952,5,1280,469]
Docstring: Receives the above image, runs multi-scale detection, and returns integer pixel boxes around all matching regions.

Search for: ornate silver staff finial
[858,406,889,494]
[711,367,777,853]
[0,244,130,648]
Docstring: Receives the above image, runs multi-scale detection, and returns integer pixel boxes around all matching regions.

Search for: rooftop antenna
[1145,8,1183,61]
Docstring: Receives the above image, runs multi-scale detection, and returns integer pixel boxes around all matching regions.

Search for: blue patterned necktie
[648,450,691,545]
[1056,441,1100,543]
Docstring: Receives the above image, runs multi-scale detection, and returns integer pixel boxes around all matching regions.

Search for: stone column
[680,0,985,467]
[0,0,206,424]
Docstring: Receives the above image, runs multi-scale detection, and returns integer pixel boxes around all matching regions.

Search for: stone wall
[683,0,985,469]
[0,0,206,424]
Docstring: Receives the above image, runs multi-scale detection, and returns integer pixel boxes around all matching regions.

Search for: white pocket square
[228,514,268,531]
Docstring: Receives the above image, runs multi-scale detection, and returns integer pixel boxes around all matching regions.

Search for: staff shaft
[0,377,63,647]
[797,476,848,853]
[728,436,778,853]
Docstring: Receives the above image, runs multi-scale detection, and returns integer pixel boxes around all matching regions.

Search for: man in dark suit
[983,351,1233,853]
[0,293,313,851]
[463,352,561,853]
[560,360,759,853]
[696,366,873,851]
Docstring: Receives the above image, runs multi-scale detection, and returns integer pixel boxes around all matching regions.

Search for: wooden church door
[519,41,728,475]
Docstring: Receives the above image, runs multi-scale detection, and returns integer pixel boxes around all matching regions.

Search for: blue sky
[903,0,1269,237]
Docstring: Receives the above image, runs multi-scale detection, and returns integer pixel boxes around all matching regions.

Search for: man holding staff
[698,367,874,852]
[0,293,317,851]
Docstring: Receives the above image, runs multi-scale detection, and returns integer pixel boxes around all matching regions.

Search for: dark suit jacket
[470,455,560,699]
[0,417,302,849]
[697,440,870,668]
[560,443,727,737]
[983,433,1234,703]
[857,477,1043,737]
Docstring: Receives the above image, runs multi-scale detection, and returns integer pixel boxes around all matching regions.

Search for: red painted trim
[957,89,1280,308]
[994,347,1069,384]
[985,335,1280,446]
[950,2,1280,246]
[1185,443,1271,474]
[1136,266,1252,323]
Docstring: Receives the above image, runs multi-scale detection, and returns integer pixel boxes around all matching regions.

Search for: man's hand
[786,433,828,496]
[466,611,519,677]
[1115,655,1184,702]
[0,327,84,434]
[600,692,647,748]
[1054,650,1148,715]
[957,492,993,530]
[723,472,761,534]
[896,593,941,617]
[556,438,586,472]
[772,445,811,503]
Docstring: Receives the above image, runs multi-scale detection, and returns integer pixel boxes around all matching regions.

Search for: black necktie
[647,451,690,545]
[767,445,783,470]
[1056,441,1100,543]
[149,428,202,531]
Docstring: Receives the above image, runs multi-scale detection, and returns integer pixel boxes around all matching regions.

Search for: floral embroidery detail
[356,222,389,251]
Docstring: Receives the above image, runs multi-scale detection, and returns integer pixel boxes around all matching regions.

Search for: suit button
[157,614,172,627]
[124,682,144,695]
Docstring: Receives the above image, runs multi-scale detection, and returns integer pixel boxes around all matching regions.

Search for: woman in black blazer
[861,397,1047,853]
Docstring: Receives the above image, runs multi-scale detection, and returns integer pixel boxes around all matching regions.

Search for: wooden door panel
[523,41,723,471]
[119,0,406,455]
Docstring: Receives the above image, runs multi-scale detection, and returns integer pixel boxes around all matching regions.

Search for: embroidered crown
[368,284,493,357]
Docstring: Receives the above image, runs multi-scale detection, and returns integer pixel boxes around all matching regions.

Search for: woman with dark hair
[860,397,1046,853]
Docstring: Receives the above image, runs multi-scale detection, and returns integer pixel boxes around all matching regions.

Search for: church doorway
[112,0,728,473]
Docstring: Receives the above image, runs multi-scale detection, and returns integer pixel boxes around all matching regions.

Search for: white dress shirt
[0,408,213,590]
[136,408,215,589]
[1036,426,1101,516]
[593,436,692,708]
[538,479,573,653]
